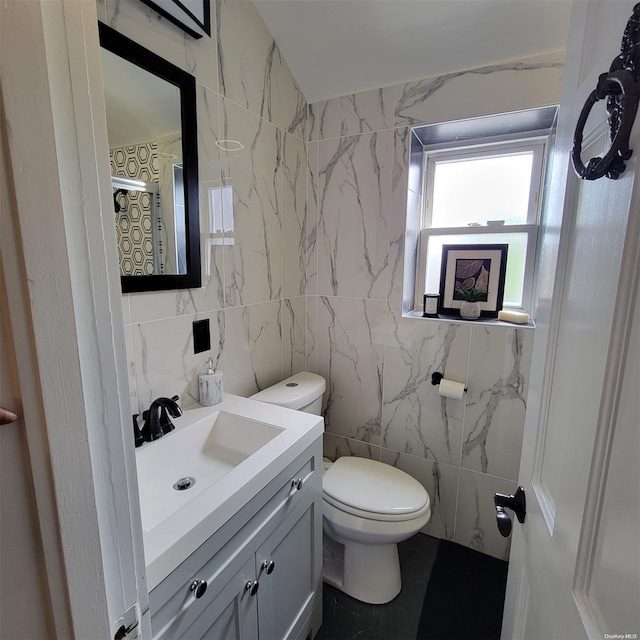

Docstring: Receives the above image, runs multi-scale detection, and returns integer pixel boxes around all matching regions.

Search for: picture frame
[139,0,211,39]
[438,244,508,318]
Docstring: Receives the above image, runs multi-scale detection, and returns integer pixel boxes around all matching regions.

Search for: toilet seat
[323,492,431,522]
[323,457,429,521]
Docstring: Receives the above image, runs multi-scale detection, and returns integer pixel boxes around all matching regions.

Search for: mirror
[99,23,201,293]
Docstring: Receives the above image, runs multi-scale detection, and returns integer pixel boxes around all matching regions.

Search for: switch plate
[193,319,211,354]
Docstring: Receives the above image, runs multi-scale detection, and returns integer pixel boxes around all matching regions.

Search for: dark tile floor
[316,533,440,640]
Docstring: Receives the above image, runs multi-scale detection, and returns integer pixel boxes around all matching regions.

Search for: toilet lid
[323,457,428,515]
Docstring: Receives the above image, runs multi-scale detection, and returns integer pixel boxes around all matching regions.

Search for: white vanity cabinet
[149,439,323,640]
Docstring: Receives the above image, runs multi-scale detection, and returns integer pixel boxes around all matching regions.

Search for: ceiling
[253,0,572,103]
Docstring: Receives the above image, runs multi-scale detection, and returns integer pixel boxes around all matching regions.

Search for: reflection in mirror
[99,23,200,292]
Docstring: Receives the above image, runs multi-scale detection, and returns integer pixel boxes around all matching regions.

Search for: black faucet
[136,395,183,446]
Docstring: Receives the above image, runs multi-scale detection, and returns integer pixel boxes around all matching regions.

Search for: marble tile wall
[306,51,564,560]
[102,0,307,413]
[102,0,564,561]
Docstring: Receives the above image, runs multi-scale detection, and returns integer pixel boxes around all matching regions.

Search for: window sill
[404,310,536,329]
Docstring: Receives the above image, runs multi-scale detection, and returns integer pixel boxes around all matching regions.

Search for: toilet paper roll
[438,379,466,400]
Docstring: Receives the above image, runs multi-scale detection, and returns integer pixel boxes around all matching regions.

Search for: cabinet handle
[245,580,259,596]
[262,559,275,575]
[291,478,303,491]
[190,579,208,599]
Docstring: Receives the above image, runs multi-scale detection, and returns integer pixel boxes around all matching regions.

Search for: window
[416,136,547,313]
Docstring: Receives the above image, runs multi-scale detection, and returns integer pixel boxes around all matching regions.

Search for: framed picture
[139,0,211,39]
[439,244,508,317]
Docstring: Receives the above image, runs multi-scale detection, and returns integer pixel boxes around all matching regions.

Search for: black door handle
[494,486,526,537]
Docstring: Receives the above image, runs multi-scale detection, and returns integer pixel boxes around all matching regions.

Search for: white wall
[98,0,308,414]
[306,51,565,559]
[102,0,565,560]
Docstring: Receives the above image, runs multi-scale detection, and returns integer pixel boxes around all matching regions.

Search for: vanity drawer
[149,439,322,639]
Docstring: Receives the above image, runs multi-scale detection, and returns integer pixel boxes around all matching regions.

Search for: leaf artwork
[455,277,476,292]
[455,259,484,279]
[452,258,490,301]
[475,266,489,293]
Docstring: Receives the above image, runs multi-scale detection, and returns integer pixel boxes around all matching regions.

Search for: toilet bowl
[251,373,432,605]
[322,456,430,603]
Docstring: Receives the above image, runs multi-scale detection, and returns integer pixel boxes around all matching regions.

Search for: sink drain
[173,477,196,491]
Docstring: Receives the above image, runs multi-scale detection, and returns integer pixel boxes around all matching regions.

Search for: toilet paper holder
[431,372,467,393]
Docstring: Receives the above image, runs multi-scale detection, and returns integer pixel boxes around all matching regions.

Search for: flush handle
[494,486,526,538]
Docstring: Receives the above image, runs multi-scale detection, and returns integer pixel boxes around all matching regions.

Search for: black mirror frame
[99,22,201,293]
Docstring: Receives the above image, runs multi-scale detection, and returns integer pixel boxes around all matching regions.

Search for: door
[256,489,323,640]
[199,559,259,640]
[157,557,259,640]
[501,2,640,638]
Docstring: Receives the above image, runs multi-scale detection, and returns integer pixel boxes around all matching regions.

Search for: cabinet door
[256,483,323,640]
[177,557,259,640]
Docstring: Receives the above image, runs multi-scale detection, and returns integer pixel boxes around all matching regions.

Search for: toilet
[251,372,431,605]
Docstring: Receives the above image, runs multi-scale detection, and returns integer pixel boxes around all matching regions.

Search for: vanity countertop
[135,393,324,590]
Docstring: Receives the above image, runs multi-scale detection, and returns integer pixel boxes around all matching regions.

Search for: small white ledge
[403,310,536,329]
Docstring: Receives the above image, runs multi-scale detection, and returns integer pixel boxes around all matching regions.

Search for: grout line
[198,85,307,142]
[308,125,399,144]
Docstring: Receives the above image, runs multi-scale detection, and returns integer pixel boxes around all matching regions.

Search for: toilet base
[322,532,401,604]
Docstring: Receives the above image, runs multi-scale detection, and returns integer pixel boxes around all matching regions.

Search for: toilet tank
[250,372,326,415]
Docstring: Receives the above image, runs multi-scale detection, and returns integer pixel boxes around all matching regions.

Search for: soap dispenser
[199,357,223,406]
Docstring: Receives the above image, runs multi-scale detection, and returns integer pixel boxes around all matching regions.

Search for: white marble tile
[123,323,138,416]
[282,296,306,378]
[105,0,218,92]
[316,297,387,446]
[306,141,319,296]
[132,310,226,413]
[454,469,517,561]
[462,326,533,481]
[127,255,224,323]
[324,434,381,462]
[282,132,306,299]
[317,130,392,299]
[305,295,318,374]
[281,56,307,141]
[216,0,281,126]
[396,189,421,312]
[381,449,458,540]
[128,289,192,323]
[224,300,283,396]
[219,97,282,307]
[96,0,108,22]
[309,86,396,141]
[388,127,424,305]
[382,310,470,466]
[197,86,226,310]
[395,52,564,128]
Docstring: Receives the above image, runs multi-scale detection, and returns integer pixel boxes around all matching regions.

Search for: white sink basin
[135,393,324,589]
[136,411,283,531]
